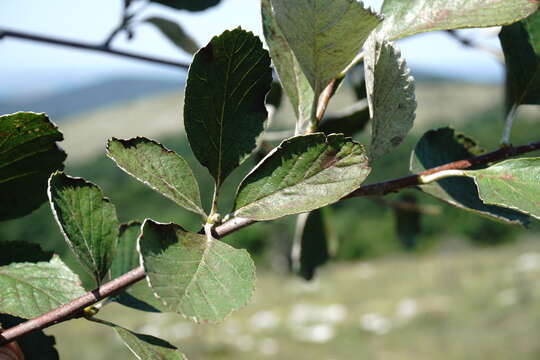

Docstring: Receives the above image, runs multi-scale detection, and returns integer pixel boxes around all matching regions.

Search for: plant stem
[1,138,539,346]
[418,169,466,184]
[501,104,518,145]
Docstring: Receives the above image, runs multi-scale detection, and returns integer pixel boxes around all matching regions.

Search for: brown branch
[1,139,539,346]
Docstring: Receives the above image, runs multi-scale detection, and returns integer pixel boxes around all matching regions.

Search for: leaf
[107,138,205,217]
[365,37,416,161]
[184,28,272,187]
[266,81,283,110]
[500,9,540,114]
[110,222,167,313]
[0,241,53,266]
[48,172,119,283]
[0,255,85,319]
[233,133,371,221]
[150,0,220,12]
[393,194,421,249]
[261,0,315,134]
[410,127,529,225]
[139,219,256,323]
[347,62,367,100]
[0,112,66,221]
[380,0,538,40]
[144,17,199,54]
[318,101,370,137]
[0,314,59,360]
[463,158,540,220]
[269,0,381,98]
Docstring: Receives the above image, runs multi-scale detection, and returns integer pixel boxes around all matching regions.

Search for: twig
[1,138,539,346]
[445,30,504,63]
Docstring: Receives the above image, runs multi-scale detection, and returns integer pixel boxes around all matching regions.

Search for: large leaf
[0,241,53,266]
[463,158,540,220]
[139,219,255,323]
[48,172,119,283]
[365,37,416,161]
[107,138,205,217]
[261,0,315,134]
[110,221,167,313]
[145,17,198,54]
[150,0,219,12]
[270,0,380,99]
[184,28,272,187]
[233,133,371,221]
[114,324,187,360]
[0,255,85,319]
[410,128,529,225]
[380,0,538,40]
[500,10,540,114]
[0,112,66,221]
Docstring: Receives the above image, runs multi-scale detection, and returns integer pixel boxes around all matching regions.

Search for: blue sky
[0,0,504,100]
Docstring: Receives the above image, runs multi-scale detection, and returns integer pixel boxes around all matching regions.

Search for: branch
[1,138,539,346]
[0,29,189,69]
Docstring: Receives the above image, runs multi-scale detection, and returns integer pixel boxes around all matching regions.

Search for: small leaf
[318,101,370,137]
[365,37,416,161]
[463,158,540,220]
[110,221,167,313]
[410,127,529,225]
[347,63,367,100]
[0,241,53,266]
[0,112,66,221]
[107,138,205,217]
[380,0,538,40]
[234,133,371,221]
[150,0,219,12]
[0,255,85,319]
[184,28,272,187]
[139,219,255,323]
[266,81,284,110]
[48,172,119,283]
[144,17,199,54]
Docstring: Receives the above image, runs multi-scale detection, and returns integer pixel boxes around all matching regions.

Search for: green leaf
[0,314,59,360]
[269,0,381,99]
[0,112,66,221]
[139,219,255,323]
[261,0,315,134]
[107,138,205,217]
[150,0,219,12]
[234,133,371,221]
[410,128,529,225]
[110,221,167,313]
[144,17,199,54]
[380,0,538,40]
[0,255,85,319]
[393,194,421,250]
[184,28,272,187]
[463,158,540,220]
[266,81,283,110]
[347,63,367,101]
[48,172,119,283]
[365,38,416,162]
[318,101,370,137]
[500,10,540,113]
[0,241,53,266]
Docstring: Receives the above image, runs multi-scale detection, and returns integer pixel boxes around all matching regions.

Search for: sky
[0,0,504,100]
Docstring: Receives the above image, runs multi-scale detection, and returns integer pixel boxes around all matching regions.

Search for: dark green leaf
[139,219,255,323]
[48,172,119,283]
[150,0,219,12]
[0,112,66,221]
[184,28,272,187]
[347,62,367,100]
[107,138,205,217]
[266,81,283,109]
[410,127,529,225]
[234,133,371,221]
[115,325,187,360]
[0,255,85,319]
[145,17,199,54]
[0,241,53,266]
[318,101,370,137]
[393,194,421,250]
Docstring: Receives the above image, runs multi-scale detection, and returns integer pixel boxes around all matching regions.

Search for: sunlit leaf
[145,17,199,54]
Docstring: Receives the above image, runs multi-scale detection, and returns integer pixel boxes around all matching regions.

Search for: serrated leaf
[184,28,272,187]
[380,0,538,40]
[0,241,53,266]
[318,101,370,137]
[500,10,540,114]
[0,314,59,360]
[145,17,199,54]
[139,219,255,323]
[269,0,381,101]
[150,0,219,12]
[107,138,205,217]
[110,221,167,313]
[0,255,85,319]
[261,0,315,134]
[365,38,416,161]
[48,172,119,283]
[0,112,66,221]
[410,127,529,225]
[463,158,540,220]
[234,133,371,221]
